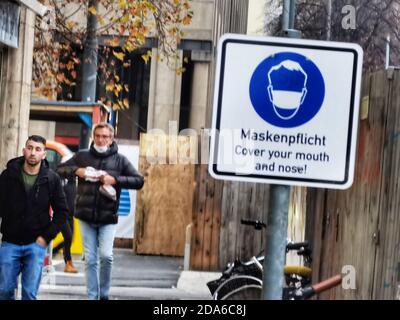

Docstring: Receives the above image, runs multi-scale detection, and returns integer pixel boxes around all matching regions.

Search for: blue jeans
[79,220,116,300]
[0,242,46,300]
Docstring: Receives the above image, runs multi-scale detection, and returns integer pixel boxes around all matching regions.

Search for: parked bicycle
[207,219,342,300]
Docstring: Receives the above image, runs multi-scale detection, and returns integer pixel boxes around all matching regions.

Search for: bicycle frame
[212,273,342,300]
[208,218,341,300]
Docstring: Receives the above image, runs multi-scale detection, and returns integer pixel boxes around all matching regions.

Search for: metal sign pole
[262,0,299,300]
[262,185,290,299]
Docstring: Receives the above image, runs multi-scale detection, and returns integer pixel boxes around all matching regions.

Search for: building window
[57,45,151,141]
[114,50,151,141]
[179,51,194,132]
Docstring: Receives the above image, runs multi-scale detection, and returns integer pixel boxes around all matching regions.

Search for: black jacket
[0,157,69,245]
[57,142,144,224]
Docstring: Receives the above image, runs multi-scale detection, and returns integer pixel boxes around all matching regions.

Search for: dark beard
[26,159,41,167]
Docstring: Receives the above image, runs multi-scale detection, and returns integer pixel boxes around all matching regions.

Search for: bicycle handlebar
[300,274,342,299]
[240,219,310,253]
[240,219,266,230]
[312,274,342,293]
[286,241,309,251]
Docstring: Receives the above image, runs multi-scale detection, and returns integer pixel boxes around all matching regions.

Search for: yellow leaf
[107,38,120,47]
[120,14,129,24]
[123,98,129,108]
[115,84,123,92]
[142,54,150,64]
[66,20,76,29]
[124,84,129,92]
[183,16,192,25]
[176,67,186,75]
[124,41,136,53]
[66,61,74,70]
[98,15,105,27]
[119,0,127,9]
[56,73,65,82]
[88,6,97,15]
[113,51,125,61]
[137,33,145,44]
[106,82,115,92]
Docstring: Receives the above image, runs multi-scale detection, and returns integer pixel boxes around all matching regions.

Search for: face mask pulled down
[93,144,109,153]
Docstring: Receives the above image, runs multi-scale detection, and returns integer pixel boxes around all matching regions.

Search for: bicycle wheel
[213,275,263,300]
[223,286,262,300]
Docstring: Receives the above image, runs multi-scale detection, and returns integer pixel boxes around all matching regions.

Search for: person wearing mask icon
[267,60,308,120]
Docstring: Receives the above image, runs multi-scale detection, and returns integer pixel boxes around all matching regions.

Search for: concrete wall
[182,0,214,40]
[205,0,249,127]
[28,120,56,140]
[188,62,209,131]
[147,0,215,133]
[0,7,36,169]
[147,0,250,146]
[247,0,266,35]
[183,0,250,133]
[147,49,183,132]
[0,47,4,110]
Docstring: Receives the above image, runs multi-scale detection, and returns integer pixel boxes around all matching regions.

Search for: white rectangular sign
[209,34,363,189]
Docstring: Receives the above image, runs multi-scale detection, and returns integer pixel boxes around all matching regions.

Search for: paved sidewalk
[36,249,220,300]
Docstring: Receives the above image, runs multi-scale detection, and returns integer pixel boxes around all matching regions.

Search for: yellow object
[283,265,312,278]
[53,218,83,255]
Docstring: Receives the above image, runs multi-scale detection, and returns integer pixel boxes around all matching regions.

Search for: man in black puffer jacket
[0,135,68,300]
[57,123,144,300]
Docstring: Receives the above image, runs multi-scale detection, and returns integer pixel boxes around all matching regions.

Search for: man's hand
[101,175,117,185]
[75,168,86,179]
[36,236,47,247]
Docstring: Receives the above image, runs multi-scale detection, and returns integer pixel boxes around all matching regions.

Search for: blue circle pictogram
[249,52,325,128]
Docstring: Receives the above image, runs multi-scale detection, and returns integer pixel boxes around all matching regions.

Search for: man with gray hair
[57,123,144,300]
